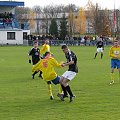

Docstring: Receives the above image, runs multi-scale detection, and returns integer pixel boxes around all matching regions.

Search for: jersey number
[43,62,48,68]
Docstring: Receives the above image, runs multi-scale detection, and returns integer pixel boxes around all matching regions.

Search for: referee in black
[94,38,104,59]
[28,41,42,79]
[58,45,78,102]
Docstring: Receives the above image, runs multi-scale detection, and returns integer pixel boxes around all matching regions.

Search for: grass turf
[0,46,120,120]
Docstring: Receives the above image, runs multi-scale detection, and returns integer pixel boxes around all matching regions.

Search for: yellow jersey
[109,46,120,59]
[32,56,61,81]
[40,44,50,56]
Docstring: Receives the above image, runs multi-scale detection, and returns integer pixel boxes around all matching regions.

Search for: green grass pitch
[0,46,120,120]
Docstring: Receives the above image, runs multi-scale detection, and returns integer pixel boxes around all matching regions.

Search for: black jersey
[29,47,40,65]
[96,41,104,48]
[65,50,78,73]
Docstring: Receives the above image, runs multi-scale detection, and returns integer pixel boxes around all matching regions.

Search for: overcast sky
[23,0,120,9]
[1,0,120,9]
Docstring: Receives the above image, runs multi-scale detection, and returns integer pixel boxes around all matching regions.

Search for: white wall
[22,30,30,35]
[0,29,30,45]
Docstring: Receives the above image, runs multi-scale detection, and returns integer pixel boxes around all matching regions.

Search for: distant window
[23,32,27,40]
[21,24,24,29]
[7,32,15,40]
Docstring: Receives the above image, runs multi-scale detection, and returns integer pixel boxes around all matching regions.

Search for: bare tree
[33,6,42,34]
[64,4,79,12]
[68,9,74,37]
[15,7,30,22]
[102,9,111,36]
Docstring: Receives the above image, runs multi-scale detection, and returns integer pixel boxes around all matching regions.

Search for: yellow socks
[110,73,114,84]
[59,85,63,94]
[47,84,53,96]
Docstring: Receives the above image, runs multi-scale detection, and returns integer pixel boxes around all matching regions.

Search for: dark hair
[44,52,50,57]
[61,45,68,49]
[34,41,38,44]
[114,40,119,42]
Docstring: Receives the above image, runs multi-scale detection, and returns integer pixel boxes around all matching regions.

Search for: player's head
[45,39,49,44]
[44,51,51,57]
[34,41,38,48]
[99,38,102,41]
[113,39,119,47]
[61,45,68,53]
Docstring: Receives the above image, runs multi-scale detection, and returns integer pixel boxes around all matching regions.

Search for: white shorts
[62,71,76,81]
[97,48,103,53]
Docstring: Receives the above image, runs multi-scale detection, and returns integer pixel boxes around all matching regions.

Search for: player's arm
[28,48,33,63]
[32,61,41,72]
[40,45,46,55]
[50,58,62,67]
[109,47,117,58]
[62,54,74,67]
[46,45,50,52]
[62,60,74,67]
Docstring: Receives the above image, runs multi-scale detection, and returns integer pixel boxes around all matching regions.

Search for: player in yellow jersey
[109,39,120,84]
[32,52,63,100]
[40,39,56,99]
[40,39,50,57]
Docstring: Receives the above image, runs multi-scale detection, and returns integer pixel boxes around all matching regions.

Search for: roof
[0,1,24,7]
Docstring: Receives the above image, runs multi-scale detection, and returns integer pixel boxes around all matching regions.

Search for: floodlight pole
[114,0,117,39]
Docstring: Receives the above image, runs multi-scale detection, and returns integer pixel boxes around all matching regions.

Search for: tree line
[15,0,120,40]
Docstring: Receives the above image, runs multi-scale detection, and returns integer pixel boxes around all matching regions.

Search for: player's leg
[32,71,38,79]
[110,68,115,84]
[110,59,115,84]
[59,85,63,94]
[94,52,98,59]
[39,71,42,79]
[51,76,65,100]
[32,64,38,79]
[62,79,73,96]
[59,76,68,99]
[47,81,53,100]
[60,77,68,96]
[94,48,99,59]
[61,79,75,102]
[100,48,104,59]
[61,71,76,102]
[101,52,103,59]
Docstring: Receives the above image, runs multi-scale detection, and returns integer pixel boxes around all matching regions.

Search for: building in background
[0,1,30,45]
[17,9,120,36]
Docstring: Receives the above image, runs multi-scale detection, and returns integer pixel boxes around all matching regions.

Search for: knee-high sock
[101,53,103,59]
[59,85,63,94]
[33,71,38,76]
[111,73,114,82]
[94,53,97,58]
[39,71,42,77]
[61,85,68,96]
[47,83,53,96]
[65,85,73,97]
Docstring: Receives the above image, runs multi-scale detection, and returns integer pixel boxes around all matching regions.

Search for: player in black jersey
[28,42,42,79]
[58,45,78,102]
[94,39,104,59]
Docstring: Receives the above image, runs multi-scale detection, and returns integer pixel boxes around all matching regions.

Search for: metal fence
[0,39,113,46]
[24,39,113,46]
